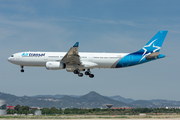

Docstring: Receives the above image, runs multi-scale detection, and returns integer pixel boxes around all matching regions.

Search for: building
[0,99,7,115]
[7,106,15,110]
[34,110,42,115]
[106,104,113,109]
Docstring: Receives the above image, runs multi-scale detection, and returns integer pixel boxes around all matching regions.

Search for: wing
[61,42,81,65]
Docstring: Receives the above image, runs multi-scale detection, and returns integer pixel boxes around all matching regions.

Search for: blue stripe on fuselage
[115,53,165,68]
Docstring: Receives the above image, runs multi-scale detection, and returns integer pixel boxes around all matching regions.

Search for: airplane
[7,30,168,78]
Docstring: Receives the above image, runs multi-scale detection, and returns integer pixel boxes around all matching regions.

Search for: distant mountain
[33,94,135,103]
[0,91,132,108]
[131,100,157,108]
[149,99,180,107]
[32,94,80,98]
[109,95,134,103]
[0,92,56,107]
[32,95,64,98]
[77,91,131,108]
[1,91,180,108]
[108,96,157,108]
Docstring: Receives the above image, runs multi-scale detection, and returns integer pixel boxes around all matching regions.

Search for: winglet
[73,42,79,47]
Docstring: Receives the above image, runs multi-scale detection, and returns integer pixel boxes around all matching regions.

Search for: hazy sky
[0,0,180,101]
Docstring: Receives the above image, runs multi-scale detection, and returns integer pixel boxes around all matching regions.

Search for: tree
[50,107,58,114]
[21,106,30,111]
[41,108,50,114]
[14,104,20,111]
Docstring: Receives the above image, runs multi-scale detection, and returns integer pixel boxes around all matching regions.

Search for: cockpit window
[11,55,14,57]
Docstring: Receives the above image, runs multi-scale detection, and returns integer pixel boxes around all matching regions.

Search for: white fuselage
[7,31,167,78]
[8,52,128,70]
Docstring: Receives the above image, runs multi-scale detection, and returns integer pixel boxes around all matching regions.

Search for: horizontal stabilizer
[145,52,159,60]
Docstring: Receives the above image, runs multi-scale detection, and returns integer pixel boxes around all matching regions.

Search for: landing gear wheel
[85,71,90,75]
[78,73,83,77]
[21,69,24,72]
[74,70,79,74]
[89,74,94,78]
[20,66,24,73]
[85,69,91,75]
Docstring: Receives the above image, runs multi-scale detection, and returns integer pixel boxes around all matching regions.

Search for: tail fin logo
[142,39,160,56]
[139,39,160,62]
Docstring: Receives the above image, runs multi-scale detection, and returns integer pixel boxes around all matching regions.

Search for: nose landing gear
[20,66,24,73]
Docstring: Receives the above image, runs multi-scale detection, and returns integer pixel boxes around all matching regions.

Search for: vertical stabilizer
[115,30,168,68]
[134,30,168,55]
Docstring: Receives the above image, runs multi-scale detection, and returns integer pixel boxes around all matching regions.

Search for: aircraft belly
[20,57,46,66]
[93,59,117,68]
[22,61,46,66]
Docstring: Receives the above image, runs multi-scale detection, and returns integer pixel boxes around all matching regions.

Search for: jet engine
[46,61,65,70]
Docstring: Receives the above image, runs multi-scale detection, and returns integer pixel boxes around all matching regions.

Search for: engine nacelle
[46,61,65,70]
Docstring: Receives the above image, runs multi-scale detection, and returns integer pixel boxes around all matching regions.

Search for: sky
[0,0,180,101]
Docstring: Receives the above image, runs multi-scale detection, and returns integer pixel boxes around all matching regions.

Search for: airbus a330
[8,30,168,78]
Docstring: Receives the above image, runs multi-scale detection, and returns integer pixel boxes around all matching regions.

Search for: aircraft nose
[7,57,11,62]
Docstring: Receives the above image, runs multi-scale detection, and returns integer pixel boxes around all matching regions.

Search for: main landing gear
[74,70,83,77]
[74,69,94,78]
[85,69,94,78]
[20,66,24,73]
